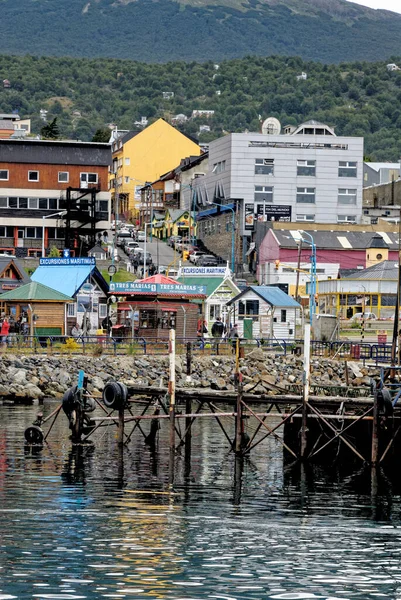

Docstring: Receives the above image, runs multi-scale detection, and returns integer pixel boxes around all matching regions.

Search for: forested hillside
[1,54,401,160]
[0,0,401,63]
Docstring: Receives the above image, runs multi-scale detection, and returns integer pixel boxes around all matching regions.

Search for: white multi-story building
[192,120,364,255]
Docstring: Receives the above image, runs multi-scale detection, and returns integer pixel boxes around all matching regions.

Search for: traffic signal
[275,259,280,270]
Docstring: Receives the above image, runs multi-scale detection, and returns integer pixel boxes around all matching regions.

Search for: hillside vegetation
[0,0,401,63]
[1,54,401,160]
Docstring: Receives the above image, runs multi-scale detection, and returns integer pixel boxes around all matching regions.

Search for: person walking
[211,316,225,353]
[132,257,139,274]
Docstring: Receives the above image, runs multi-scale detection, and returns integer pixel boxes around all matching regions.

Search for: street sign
[180,266,228,276]
[63,249,70,258]
[109,281,206,295]
[39,257,96,266]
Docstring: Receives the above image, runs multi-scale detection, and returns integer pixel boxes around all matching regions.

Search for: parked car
[350,312,377,321]
[137,230,146,242]
[168,235,182,247]
[197,254,218,267]
[117,232,131,246]
[124,241,139,254]
[189,251,206,264]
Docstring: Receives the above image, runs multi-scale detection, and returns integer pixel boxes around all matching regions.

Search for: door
[243,319,253,340]
[17,228,24,248]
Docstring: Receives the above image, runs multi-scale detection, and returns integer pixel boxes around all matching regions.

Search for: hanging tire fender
[102,381,128,409]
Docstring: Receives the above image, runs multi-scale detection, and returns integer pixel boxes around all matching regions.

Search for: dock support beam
[169,328,176,485]
[301,324,311,460]
[371,390,379,466]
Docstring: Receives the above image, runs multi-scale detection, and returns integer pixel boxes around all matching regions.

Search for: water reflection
[1,402,401,599]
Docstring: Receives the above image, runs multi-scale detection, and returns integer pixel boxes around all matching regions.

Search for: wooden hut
[0,281,73,336]
[109,274,206,340]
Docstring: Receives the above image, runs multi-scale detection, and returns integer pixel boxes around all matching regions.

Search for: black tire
[24,425,44,444]
[62,386,78,416]
[103,381,127,409]
[83,397,96,413]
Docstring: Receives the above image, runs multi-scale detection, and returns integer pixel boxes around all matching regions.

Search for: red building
[0,139,111,257]
[110,274,206,340]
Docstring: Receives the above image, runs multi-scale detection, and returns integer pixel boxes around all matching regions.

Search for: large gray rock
[13,369,27,384]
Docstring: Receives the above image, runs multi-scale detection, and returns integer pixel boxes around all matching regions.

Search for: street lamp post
[299,230,317,326]
[42,211,66,257]
[211,202,235,274]
[143,222,151,278]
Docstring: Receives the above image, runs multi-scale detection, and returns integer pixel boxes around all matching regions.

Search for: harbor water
[1,400,401,599]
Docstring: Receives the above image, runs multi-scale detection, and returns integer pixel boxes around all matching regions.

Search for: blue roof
[197,203,235,219]
[250,286,301,308]
[32,265,97,297]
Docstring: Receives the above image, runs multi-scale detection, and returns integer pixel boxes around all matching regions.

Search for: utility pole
[295,240,302,302]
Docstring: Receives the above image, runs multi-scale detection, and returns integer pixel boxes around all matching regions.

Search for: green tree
[40,117,60,139]
[92,128,111,142]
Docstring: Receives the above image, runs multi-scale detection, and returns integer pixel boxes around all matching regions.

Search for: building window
[18,198,28,209]
[337,215,357,223]
[28,171,39,182]
[297,160,316,176]
[0,198,7,208]
[9,197,17,208]
[255,186,273,202]
[280,309,287,323]
[339,161,357,177]
[124,176,130,184]
[296,187,315,204]
[28,198,38,209]
[49,198,58,210]
[212,161,226,174]
[125,158,130,166]
[0,170,9,181]
[296,214,315,222]
[80,173,98,185]
[139,309,157,329]
[159,311,176,329]
[338,189,357,205]
[67,303,77,317]
[255,158,274,175]
[58,172,69,183]
[210,305,221,320]
[25,227,37,238]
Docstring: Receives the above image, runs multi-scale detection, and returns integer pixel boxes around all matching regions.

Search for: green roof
[177,277,224,297]
[0,281,73,302]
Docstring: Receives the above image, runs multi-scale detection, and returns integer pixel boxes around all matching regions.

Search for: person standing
[229,323,239,354]
[211,316,225,338]
[1,316,10,348]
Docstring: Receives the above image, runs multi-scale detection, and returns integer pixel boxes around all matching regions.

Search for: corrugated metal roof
[251,286,301,308]
[344,260,399,280]
[32,265,95,296]
[274,229,400,250]
[0,281,72,301]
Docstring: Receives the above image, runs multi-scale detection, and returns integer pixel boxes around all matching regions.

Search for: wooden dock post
[301,324,311,459]
[234,337,243,455]
[371,390,380,466]
[118,405,125,446]
[169,328,176,485]
[184,342,192,477]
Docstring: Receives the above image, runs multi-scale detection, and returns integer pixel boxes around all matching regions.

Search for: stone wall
[0,349,374,401]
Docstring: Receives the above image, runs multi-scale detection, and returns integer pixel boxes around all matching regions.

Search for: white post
[169,328,176,484]
[303,323,311,402]
[42,216,45,257]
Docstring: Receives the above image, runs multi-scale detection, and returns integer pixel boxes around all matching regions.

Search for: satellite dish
[262,117,281,135]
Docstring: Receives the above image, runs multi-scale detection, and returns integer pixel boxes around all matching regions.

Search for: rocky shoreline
[0,348,375,403]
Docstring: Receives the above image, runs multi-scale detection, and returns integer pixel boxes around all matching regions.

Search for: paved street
[114,234,182,273]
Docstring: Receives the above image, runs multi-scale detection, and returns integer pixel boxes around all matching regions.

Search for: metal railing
[0,334,395,363]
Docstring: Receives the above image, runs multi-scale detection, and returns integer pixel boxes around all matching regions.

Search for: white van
[137,231,146,242]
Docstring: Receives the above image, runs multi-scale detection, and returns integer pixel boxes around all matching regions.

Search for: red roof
[139,274,179,285]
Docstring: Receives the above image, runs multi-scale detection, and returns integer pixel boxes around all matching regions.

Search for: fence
[0,333,395,363]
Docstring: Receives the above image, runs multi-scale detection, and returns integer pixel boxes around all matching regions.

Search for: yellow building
[110,119,201,219]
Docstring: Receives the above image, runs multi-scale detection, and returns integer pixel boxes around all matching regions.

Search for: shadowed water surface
[1,401,401,599]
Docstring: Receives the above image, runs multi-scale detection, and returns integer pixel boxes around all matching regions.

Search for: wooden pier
[24,328,401,483]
